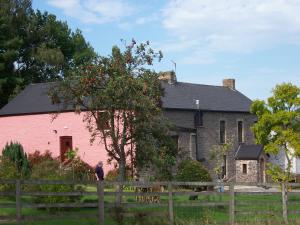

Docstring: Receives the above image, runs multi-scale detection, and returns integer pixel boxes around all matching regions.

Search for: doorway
[60,136,73,162]
[259,158,265,183]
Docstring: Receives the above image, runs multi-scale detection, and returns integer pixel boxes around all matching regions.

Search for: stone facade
[235,154,266,183]
[236,160,258,182]
[164,109,257,180]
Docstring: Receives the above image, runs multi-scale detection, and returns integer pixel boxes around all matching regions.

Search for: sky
[33,0,300,100]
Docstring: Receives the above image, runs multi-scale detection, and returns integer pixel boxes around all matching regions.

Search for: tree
[210,137,233,180]
[251,83,300,183]
[2,141,30,177]
[50,40,177,181]
[0,0,95,108]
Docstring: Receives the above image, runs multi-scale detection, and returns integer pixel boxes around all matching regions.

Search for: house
[0,72,260,180]
[160,72,257,181]
[235,144,266,182]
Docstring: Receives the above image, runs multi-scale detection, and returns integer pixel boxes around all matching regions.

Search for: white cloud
[162,0,300,64]
[47,0,134,24]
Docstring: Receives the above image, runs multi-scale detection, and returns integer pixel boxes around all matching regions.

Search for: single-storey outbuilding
[235,144,266,183]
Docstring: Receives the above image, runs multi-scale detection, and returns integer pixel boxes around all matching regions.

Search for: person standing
[95,161,104,181]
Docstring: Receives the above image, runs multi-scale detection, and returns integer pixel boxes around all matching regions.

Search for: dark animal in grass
[189,194,198,200]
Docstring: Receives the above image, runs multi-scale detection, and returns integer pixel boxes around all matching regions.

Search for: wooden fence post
[229,183,235,225]
[97,181,105,225]
[168,182,174,225]
[282,183,288,224]
[16,179,21,225]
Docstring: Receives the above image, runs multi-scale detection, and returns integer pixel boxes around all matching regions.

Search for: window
[194,111,203,127]
[219,120,226,144]
[242,164,247,174]
[190,133,197,158]
[222,155,227,178]
[97,111,110,130]
[237,121,244,143]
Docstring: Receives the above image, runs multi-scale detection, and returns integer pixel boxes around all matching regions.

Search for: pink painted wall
[0,112,114,174]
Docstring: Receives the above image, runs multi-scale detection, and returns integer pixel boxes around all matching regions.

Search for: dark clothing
[95,165,104,180]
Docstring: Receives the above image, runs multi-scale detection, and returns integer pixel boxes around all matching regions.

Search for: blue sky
[33,0,300,100]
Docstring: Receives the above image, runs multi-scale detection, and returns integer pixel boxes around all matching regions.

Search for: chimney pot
[223,78,235,90]
[159,71,177,84]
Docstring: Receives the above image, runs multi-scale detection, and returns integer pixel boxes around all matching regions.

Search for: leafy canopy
[251,83,300,181]
[50,40,177,181]
[0,0,95,108]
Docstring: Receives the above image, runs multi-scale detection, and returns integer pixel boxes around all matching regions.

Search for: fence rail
[0,180,299,225]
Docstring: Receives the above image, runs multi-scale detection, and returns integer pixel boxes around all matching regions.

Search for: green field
[1,185,300,225]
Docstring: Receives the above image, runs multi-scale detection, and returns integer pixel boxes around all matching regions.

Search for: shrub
[28,150,54,168]
[0,156,20,192]
[2,142,30,177]
[176,160,211,182]
[64,157,95,181]
[105,167,133,181]
[29,159,83,211]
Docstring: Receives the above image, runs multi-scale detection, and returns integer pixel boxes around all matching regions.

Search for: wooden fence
[0,180,299,225]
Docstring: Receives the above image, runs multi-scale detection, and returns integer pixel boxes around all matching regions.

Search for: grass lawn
[1,185,300,225]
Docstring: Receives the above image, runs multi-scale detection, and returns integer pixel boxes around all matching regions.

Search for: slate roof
[161,81,252,112]
[0,81,252,116]
[235,144,264,160]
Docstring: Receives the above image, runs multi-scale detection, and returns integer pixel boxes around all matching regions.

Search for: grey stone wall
[164,110,257,180]
[236,160,258,182]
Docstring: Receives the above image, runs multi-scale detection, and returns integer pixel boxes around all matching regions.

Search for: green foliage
[29,159,83,211]
[251,83,300,182]
[176,160,212,182]
[2,141,30,177]
[105,167,133,182]
[109,206,126,225]
[28,150,54,168]
[0,156,20,192]
[210,137,233,179]
[50,40,174,181]
[0,0,95,108]
[65,157,95,181]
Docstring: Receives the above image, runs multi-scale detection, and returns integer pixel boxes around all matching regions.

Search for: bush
[176,160,211,182]
[2,141,30,177]
[28,150,54,168]
[0,156,20,192]
[29,159,83,211]
[64,157,95,181]
[105,167,133,181]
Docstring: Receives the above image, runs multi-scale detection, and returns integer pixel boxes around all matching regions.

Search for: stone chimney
[159,71,177,84]
[222,78,235,90]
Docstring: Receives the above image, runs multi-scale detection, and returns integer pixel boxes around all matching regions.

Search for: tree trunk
[282,182,288,224]
[116,156,126,205]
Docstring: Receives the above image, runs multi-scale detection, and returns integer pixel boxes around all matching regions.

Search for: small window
[97,111,110,130]
[237,121,244,143]
[220,121,226,144]
[242,164,247,174]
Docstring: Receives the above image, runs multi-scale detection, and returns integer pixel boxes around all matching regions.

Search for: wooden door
[60,136,73,162]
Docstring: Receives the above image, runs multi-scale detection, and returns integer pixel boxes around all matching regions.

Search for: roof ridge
[175,81,225,88]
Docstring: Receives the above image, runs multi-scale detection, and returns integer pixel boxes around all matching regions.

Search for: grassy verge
[1,186,300,225]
